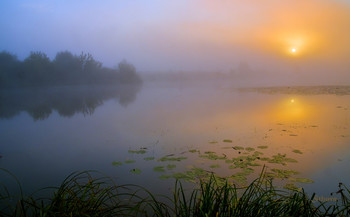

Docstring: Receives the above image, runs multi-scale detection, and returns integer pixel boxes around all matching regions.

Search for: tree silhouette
[0,51,20,88]
[22,51,53,86]
[0,50,142,88]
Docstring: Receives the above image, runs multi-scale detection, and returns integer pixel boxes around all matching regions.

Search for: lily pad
[245,147,255,152]
[230,173,248,185]
[292,149,303,154]
[289,177,314,183]
[125,160,136,164]
[158,156,187,162]
[159,174,172,180]
[270,169,300,179]
[241,167,254,175]
[257,145,268,149]
[130,168,141,174]
[225,159,235,164]
[128,150,147,154]
[253,151,264,156]
[189,149,198,153]
[268,153,298,165]
[223,139,233,143]
[210,164,220,168]
[232,146,244,150]
[186,167,210,178]
[199,152,226,160]
[284,183,300,191]
[167,164,176,170]
[209,141,218,144]
[171,172,195,182]
[144,157,155,161]
[154,166,166,172]
[112,161,123,166]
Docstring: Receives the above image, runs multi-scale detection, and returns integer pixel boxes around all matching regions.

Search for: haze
[1,0,350,85]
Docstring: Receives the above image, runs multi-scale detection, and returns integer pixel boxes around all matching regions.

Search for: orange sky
[1,0,350,83]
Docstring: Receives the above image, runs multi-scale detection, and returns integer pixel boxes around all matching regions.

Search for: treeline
[0,51,142,88]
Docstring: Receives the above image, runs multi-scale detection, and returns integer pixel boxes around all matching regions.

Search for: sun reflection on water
[271,97,307,122]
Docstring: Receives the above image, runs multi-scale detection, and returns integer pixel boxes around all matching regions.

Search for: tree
[117,60,141,83]
[22,52,53,86]
[79,52,102,73]
[53,51,81,73]
[0,51,20,88]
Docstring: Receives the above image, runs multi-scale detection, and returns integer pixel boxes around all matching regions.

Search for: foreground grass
[0,169,349,217]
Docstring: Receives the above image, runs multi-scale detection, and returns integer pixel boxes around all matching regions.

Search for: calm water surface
[0,81,349,198]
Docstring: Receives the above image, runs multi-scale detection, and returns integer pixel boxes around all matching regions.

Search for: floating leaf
[130,168,141,174]
[186,167,210,178]
[144,157,155,161]
[189,149,198,153]
[257,145,268,149]
[253,151,264,156]
[171,172,195,182]
[241,167,254,175]
[158,156,187,162]
[125,160,136,164]
[284,183,300,191]
[270,169,300,179]
[268,153,298,165]
[154,166,166,172]
[128,150,147,154]
[199,152,226,160]
[232,146,244,150]
[159,174,172,180]
[210,164,220,168]
[167,164,176,170]
[230,173,248,185]
[292,149,303,154]
[289,177,314,183]
[112,161,122,166]
[223,139,232,143]
[289,134,298,137]
[209,141,218,144]
[245,147,255,152]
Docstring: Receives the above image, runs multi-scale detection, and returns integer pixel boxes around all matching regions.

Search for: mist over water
[0,0,350,207]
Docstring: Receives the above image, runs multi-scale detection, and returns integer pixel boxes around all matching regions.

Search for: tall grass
[0,169,349,217]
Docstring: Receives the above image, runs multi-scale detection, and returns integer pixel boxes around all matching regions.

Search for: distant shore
[239,85,350,95]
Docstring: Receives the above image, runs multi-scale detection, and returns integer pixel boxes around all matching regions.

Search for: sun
[291,48,296,53]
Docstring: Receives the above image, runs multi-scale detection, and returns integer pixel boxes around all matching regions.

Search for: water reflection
[0,84,142,120]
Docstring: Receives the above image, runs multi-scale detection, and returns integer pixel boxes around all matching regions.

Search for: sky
[1,0,350,84]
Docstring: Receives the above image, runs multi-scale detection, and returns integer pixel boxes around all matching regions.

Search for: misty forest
[1,1,350,216]
[0,51,141,88]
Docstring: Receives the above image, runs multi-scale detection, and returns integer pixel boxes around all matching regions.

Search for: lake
[0,81,349,200]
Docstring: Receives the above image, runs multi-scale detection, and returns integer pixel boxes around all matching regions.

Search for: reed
[1,169,349,217]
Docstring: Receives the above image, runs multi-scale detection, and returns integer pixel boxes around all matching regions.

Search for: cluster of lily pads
[112,139,313,190]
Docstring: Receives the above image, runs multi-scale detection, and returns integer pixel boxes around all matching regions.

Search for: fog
[1,0,349,86]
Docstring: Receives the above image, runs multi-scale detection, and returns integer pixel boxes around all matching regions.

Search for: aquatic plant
[158,156,187,162]
[0,169,349,217]
[293,149,303,154]
[112,161,123,166]
[130,168,142,174]
[128,149,147,154]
